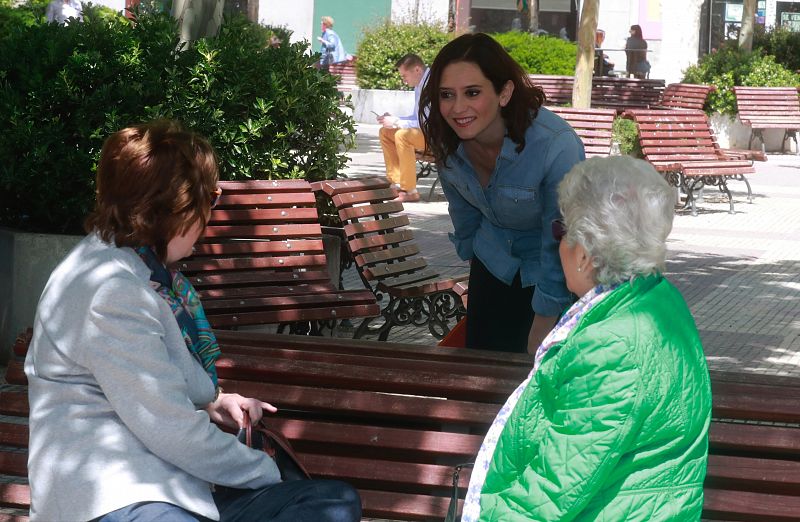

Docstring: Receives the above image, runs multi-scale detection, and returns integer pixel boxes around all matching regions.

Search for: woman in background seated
[461,156,711,521]
[25,121,362,522]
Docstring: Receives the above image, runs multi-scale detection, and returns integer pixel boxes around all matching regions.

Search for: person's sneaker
[396,191,420,203]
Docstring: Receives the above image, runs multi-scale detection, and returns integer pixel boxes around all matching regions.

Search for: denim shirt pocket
[493,184,540,230]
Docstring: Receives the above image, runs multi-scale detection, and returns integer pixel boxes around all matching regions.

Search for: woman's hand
[205,392,277,430]
[527,314,558,355]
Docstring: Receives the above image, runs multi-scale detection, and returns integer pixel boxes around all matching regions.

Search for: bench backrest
[4,331,800,520]
[658,83,715,110]
[180,179,378,327]
[529,74,666,111]
[590,76,665,111]
[621,109,726,167]
[547,106,616,157]
[329,58,358,95]
[312,178,433,287]
[733,86,800,128]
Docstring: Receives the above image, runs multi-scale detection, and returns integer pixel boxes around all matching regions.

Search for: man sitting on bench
[376,53,430,203]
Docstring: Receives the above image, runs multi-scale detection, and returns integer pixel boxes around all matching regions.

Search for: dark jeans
[95,479,361,522]
[466,257,534,353]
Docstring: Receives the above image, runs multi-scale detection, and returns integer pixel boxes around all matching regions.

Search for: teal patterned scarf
[136,246,221,386]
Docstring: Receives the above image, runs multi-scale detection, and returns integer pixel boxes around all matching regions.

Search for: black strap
[444,462,475,522]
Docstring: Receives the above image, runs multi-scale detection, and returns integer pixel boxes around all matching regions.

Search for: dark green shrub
[491,31,577,75]
[754,26,800,73]
[0,12,353,234]
[682,44,800,115]
[611,117,642,158]
[356,21,450,90]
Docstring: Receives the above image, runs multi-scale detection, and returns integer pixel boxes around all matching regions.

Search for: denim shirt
[439,107,585,317]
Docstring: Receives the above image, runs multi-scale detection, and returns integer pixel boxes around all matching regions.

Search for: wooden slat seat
[733,86,800,153]
[547,106,616,157]
[312,178,468,341]
[623,109,756,215]
[181,179,379,333]
[4,331,800,521]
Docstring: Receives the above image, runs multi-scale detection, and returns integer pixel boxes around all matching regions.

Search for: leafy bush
[356,20,450,90]
[0,12,353,234]
[682,44,800,115]
[754,26,800,73]
[491,31,577,75]
[611,117,642,158]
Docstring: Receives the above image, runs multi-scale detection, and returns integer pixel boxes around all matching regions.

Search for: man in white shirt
[377,54,430,203]
[46,0,83,24]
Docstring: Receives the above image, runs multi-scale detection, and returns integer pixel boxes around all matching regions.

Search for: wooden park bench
[180,179,379,334]
[3,329,800,521]
[547,106,617,157]
[655,83,715,110]
[623,109,756,215]
[528,74,574,106]
[0,328,531,521]
[590,76,665,112]
[734,86,800,153]
[529,74,665,112]
[329,58,358,99]
[312,177,468,341]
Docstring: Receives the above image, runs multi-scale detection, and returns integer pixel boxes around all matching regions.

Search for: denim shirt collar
[453,133,522,177]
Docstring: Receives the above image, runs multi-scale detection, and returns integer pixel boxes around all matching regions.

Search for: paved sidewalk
[339,123,800,377]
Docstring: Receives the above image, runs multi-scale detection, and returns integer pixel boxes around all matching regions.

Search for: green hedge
[491,31,577,75]
[682,44,800,116]
[355,21,450,90]
[754,26,800,73]
[0,11,353,234]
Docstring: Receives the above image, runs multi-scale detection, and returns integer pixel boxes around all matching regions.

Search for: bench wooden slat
[363,258,429,281]
[703,488,800,521]
[205,302,380,328]
[706,454,800,495]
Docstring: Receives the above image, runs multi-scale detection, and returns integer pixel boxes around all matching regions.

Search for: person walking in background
[460,156,711,521]
[46,0,82,24]
[24,121,362,522]
[317,16,347,71]
[625,24,650,79]
[419,33,585,354]
[377,54,430,203]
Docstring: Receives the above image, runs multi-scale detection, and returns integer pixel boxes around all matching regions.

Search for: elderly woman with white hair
[459,156,712,521]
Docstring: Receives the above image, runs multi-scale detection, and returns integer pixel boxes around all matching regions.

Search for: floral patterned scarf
[136,246,221,386]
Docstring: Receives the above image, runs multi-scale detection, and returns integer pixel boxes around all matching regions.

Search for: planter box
[710,112,796,153]
[0,228,82,363]
[351,88,415,124]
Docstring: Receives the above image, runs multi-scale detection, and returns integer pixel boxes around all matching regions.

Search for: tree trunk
[739,0,757,52]
[572,0,598,108]
[528,0,538,33]
[172,0,225,45]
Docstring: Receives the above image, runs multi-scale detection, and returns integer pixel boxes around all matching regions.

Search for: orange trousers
[379,127,425,193]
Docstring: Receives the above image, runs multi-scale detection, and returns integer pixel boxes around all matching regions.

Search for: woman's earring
[577,267,582,272]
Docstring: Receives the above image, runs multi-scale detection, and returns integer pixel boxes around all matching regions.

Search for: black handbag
[237,412,311,482]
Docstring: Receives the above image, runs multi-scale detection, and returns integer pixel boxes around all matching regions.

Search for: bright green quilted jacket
[477,274,711,521]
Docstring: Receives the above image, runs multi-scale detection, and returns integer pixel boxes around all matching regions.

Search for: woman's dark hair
[85,120,219,262]
[630,25,643,39]
[419,33,545,165]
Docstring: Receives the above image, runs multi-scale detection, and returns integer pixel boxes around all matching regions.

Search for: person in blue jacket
[419,33,585,353]
[317,16,347,71]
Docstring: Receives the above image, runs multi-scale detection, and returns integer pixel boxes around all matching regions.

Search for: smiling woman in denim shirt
[419,33,585,353]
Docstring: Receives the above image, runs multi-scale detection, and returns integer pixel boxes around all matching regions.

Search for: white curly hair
[557,156,676,285]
